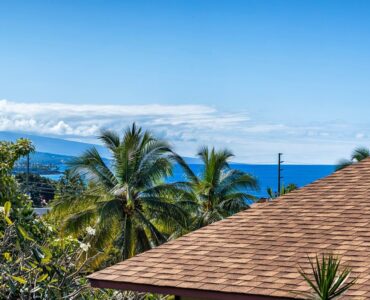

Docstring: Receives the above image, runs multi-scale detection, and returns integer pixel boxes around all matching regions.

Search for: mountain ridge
[0,131,201,164]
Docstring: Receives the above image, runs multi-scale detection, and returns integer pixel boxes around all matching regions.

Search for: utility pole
[278,153,283,195]
[26,153,30,195]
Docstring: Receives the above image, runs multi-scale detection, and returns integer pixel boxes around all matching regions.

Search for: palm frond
[134,157,173,188]
[134,209,166,245]
[335,146,370,171]
[135,226,152,254]
[62,208,97,235]
[170,151,199,184]
[143,182,189,197]
[335,159,353,171]
[99,129,121,153]
[68,147,117,189]
[51,185,102,216]
[351,146,370,162]
[220,192,250,213]
[217,169,258,194]
[141,195,188,225]
[202,147,234,190]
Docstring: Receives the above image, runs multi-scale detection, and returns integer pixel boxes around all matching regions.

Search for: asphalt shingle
[88,159,370,299]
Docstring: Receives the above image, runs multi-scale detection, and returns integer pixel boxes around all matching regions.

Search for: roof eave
[89,278,293,300]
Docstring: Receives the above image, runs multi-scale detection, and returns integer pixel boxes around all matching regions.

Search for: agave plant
[298,254,356,300]
[336,147,370,171]
[171,147,258,231]
[52,123,186,261]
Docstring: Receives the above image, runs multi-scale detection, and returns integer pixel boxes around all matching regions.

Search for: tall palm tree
[52,124,186,260]
[171,147,258,231]
[336,147,370,171]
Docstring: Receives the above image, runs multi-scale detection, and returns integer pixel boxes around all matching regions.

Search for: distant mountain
[18,151,75,165]
[0,131,201,164]
[0,131,110,158]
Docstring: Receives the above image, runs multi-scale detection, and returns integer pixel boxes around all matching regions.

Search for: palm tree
[336,147,370,171]
[171,147,258,231]
[267,183,298,199]
[298,254,356,300]
[52,124,186,260]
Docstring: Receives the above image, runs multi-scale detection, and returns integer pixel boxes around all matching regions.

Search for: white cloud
[1,99,369,164]
[356,132,365,139]
[0,99,235,136]
[0,99,252,146]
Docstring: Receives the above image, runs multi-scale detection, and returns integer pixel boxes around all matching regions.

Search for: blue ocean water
[43,164,335,199]
[170,164,335,198]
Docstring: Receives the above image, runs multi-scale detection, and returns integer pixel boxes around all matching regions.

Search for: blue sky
[1,0,370,163]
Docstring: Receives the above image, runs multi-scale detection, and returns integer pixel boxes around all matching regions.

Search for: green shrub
[0,201,107,299]
[0,139,104,298]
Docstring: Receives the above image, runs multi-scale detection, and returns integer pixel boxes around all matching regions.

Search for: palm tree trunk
[123,215,132,260]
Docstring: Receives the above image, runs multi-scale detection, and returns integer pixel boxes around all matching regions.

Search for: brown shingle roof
[88,159,370,299]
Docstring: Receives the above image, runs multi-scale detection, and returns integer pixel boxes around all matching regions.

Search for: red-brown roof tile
[88,158,370,299]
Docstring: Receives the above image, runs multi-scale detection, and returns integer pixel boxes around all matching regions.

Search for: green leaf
[16,225,35,241]
[298,254,356,299]
[31,247,45,263]
[2,252,11,262]
[36,273,48,282]
[30,286,41,293]
[40,246,52,264]
[5,216,13,225]
[4,201,11,216]
[11,276,27,284]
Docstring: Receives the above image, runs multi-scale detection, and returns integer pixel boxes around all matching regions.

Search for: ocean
[42,164,335,199]
[170,164,335,198]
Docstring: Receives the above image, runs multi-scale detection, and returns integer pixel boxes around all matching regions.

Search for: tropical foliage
[267,183,298,199]
[0,139,34,206]
[15,173,56,206]
[0,201,103,299]
[52,124,186,262]
[0,140,100,299]
[336,146,370,171]
[298,254,356,300]
[171,147,258,232]
[53,170,86,205]
[0,138,173,300]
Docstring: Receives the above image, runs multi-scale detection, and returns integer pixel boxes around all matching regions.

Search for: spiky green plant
[336,147,370,171]
[298,254,356,300]
[52,123,186,261]
[171,147,258,232]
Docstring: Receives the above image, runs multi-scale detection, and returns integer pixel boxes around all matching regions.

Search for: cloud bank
[0,99,368,164]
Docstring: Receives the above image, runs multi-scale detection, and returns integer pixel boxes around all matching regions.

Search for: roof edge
[89,278,293,300]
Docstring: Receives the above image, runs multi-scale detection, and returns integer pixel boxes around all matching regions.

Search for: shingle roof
[88,159,370,299]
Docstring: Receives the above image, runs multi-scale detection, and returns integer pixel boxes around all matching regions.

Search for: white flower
[79,242,91,252]
[47,226,53,232]
[86,226,96,236]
